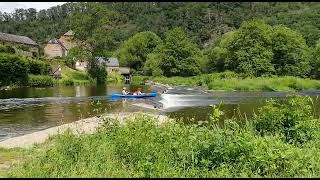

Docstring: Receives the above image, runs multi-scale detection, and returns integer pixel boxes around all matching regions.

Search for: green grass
[0,148,27,177]
[56,66,96,86]
[2,95,320,177]
[135,72,320,91]
[27,75,54,87]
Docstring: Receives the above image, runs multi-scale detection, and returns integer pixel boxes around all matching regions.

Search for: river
[0,84,319,141]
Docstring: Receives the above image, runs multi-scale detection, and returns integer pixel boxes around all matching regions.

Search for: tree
[155,27,202,77]
[204,31,236,73]
[65,47,91,69]
[87,57,107,84]
[144,52,163,76]
[310,40,320,79]
[223,20,275,77]
[117,31,162,71]
[70,2,135,56]
[271,25,311,77]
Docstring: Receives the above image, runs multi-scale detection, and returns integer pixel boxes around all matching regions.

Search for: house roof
[47,39,67,50]
[64,30,74,36]
[95,57,119,67]
[95,57,107,66]
[0,32,38,46]
[106,57,119,67]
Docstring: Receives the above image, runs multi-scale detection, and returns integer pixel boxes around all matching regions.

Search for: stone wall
[106,66,120,74]
[59,35,77,50]
[44,44,65,58]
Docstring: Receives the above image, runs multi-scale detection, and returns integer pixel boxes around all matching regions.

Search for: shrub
[27,60,51,75]
[107,71,124,83]
[0,45,15,54]
[0,53,28,86]
[252,95,317,144]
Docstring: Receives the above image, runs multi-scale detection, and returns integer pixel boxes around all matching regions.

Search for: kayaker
[122,87,129,95]
[133,88,143,95]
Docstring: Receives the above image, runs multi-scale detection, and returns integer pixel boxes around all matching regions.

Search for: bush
[27,60,51,75]
[27,75,54,87]
[107,71,124,83]
[252,95,317,144]
[0,45,15,54]
[0,53,28,86]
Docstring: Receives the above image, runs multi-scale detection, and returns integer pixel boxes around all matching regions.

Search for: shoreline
[0,112,170,149]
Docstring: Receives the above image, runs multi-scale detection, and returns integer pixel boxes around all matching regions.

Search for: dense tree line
[1,2,320,79]
[1,2,320,48]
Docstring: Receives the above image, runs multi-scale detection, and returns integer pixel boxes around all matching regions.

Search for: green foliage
[221,20,275,77]
[135,74,320,91]
[271,25,311,77]
[0,53,28,86]
[59,65,96,86]
[253,95,317,144]
[71,2,135,56]
[0,45,15,54]
[117,31,162,71]
[143,52,163,76]
[310,40,320,79]
[87,57,107,84]
[27,75,54,87]
[155,27,203,77]
[27,59,51,75]
[6,96,320,177]
[64,47,91,69]
[210,20,312,78]
[107,71,124,83]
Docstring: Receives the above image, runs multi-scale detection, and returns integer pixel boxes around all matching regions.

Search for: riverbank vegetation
[133,73,320,91]
[1,95,320,177]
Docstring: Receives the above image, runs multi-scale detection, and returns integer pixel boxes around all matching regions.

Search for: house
[44,30,77,59]
[95,57,132,83]
[105,57,120,73]
[0,32,39,58]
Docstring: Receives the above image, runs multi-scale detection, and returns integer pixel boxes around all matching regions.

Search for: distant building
[0,32,39,58]
[44,30,77,59]
[95,57,131,83]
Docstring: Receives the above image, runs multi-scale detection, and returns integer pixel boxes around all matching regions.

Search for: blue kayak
[111,92,157,98]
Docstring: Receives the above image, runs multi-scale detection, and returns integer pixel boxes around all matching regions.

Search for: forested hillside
[1,2,320,47]
[1,2,320,79]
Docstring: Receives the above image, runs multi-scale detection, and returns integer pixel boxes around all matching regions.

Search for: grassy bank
[0,148,26,177]
[133,72,320,91]
[27,75,54,87]
[2,95,320,177]
[25,66,95,87]
[56,66,96,86]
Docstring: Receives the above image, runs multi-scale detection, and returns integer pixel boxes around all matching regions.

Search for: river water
[0,84,319,141]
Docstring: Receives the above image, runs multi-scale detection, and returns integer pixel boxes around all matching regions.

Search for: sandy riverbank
[0,112,170,149]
